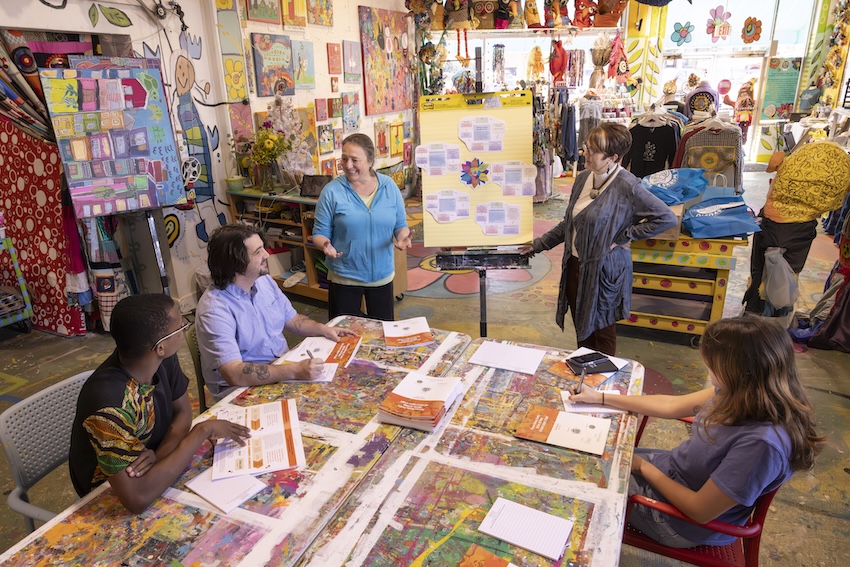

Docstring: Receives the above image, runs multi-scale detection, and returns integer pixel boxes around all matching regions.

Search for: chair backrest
[184,323,209,413]
[0,370,93,491]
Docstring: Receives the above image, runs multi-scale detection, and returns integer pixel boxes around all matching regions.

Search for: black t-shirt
[69,351,188,496]
[625,124,679,178]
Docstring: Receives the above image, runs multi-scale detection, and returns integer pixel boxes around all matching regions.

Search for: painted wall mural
[357,6,412,116]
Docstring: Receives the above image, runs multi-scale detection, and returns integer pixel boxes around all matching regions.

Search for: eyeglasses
[582,144,599,156]
[151,316,191,351]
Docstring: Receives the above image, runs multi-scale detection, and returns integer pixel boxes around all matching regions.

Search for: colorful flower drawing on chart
[460,158,489,188]
[706,5,732,43]
[671,22,695,46]
[741,17,762,44]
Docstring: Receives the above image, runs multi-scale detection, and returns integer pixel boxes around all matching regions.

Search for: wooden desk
[301,338,643,566]
[0,329,640,566]
[0,316,469,567]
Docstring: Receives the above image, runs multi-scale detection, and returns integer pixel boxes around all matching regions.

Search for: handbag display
[299,175,332,198]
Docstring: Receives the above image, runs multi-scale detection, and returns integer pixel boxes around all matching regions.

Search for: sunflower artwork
[741,17,762,44]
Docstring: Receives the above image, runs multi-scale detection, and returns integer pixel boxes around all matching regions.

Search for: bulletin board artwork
[39,64,184,220]
[307,0,333,26]
[357,6,412,115]
[342,40,362,84]
[418,91,535,248]
[252,33,294,97]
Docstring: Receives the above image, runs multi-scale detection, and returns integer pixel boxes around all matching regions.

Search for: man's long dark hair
[208,224,267,289]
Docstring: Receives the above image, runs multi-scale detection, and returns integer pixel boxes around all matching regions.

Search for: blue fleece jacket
[312,172,407,284]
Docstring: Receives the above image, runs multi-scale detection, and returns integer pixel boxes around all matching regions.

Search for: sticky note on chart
[490,161,537,196]
[425,190,471,223]
[458,115,506,152]
[475,201,521,236]
[415,143,461,176]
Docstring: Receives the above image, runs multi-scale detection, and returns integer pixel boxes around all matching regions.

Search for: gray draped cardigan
[532,167,677,341]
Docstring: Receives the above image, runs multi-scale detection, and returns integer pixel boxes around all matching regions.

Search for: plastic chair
[624,414,781,567]
[0,370,93,532]
[184,322,209,414]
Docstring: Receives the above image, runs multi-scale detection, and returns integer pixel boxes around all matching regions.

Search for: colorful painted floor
[1,171,848,565]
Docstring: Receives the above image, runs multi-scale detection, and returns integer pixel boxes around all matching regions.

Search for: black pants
[328,281,395,321]
[743,215,817,313]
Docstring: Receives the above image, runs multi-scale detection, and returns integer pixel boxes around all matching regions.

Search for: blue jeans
[627,450,700,549]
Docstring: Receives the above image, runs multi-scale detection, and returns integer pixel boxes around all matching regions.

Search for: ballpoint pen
[577,367,587,394]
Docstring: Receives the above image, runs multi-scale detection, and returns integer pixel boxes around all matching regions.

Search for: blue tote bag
[682,197,761,239]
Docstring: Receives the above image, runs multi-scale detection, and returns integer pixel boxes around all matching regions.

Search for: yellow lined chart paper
[418,91,534,248]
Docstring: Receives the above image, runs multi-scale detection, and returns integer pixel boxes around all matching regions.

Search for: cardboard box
[652,204,684,241]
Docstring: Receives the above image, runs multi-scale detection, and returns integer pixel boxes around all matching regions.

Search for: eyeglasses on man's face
[151,316,191,351]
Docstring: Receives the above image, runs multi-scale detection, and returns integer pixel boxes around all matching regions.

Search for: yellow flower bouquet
[251,125,291,166]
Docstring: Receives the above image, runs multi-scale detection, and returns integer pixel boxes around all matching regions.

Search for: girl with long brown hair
[570,315,823,547]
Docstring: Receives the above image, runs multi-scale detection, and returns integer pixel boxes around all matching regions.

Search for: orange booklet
[378,371,462,431]
[382,317,434,348]
[458,544,514,567]
[277,335,362,368]
[514,405,610,456]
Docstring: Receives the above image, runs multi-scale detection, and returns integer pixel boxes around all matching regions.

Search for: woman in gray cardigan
[521,123,677,355]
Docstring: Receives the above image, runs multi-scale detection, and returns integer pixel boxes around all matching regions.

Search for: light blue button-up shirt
[195,275,296,400]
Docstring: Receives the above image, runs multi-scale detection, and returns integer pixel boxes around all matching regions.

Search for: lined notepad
[478,497,573,561]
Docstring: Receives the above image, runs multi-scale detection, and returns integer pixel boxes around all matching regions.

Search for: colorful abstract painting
[357,6,412,115]
[40,64,185,218]
[327,42,342,74]
[292,39,315,90]
[307,0,333,26]
[356,459,595,566]
[318,123,334,154]
[251,33,294,97]
[342,91,360,135]
[342,40,361,84]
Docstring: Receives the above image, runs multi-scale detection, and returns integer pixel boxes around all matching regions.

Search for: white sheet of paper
[546,411,610,455]
[280,336,340,362]
[185,468,267,515]
[478,497,573,561]
[468,341,546,375]
[566,347,630,378]
[561,389,625,415]
[281,363,337,383]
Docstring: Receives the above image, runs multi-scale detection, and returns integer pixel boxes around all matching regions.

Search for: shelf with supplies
[0,236,34,333]
[227,188,328,302]
[620,235,747,343]
[226,189,408,304]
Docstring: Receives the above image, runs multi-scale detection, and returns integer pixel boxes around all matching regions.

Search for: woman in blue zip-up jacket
[312,134,411,320]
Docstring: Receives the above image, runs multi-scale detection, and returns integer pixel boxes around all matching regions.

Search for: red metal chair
[623,414,782,567]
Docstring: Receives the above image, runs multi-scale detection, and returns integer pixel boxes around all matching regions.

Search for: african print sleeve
[82,382,155,481]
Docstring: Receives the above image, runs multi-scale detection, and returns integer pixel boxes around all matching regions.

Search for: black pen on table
[576,367,587,394]
[306,350,322,364]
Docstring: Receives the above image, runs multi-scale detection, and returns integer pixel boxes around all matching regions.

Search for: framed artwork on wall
[342,40,362,84]
[358,6,412,115]
[315,99,328,121]
[251,33,293,97]
[327,43,342,75]
[283,0,307,28]
[331,77,339,92]
[318,123,334,155]
[321,158,336,175]
[246,0,281,24]
[374,120,389,158]
[333,128,343,149]
[329,97,342,118]
[390,122,403,157]
[308,0,334,26]
[292,40,315,90]
[342,91,360,134]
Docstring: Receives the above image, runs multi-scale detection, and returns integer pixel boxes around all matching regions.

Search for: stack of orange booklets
[377,371,463,432]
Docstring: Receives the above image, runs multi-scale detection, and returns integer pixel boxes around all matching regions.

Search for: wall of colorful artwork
[1,0,412,316]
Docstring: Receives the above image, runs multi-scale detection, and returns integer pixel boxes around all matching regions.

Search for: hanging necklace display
[493,43,505,85]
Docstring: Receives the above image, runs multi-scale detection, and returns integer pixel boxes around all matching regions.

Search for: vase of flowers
[251,123,291,193]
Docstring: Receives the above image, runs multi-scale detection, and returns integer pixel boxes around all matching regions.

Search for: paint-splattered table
[300,338,644,566]
[0,316,470,567]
